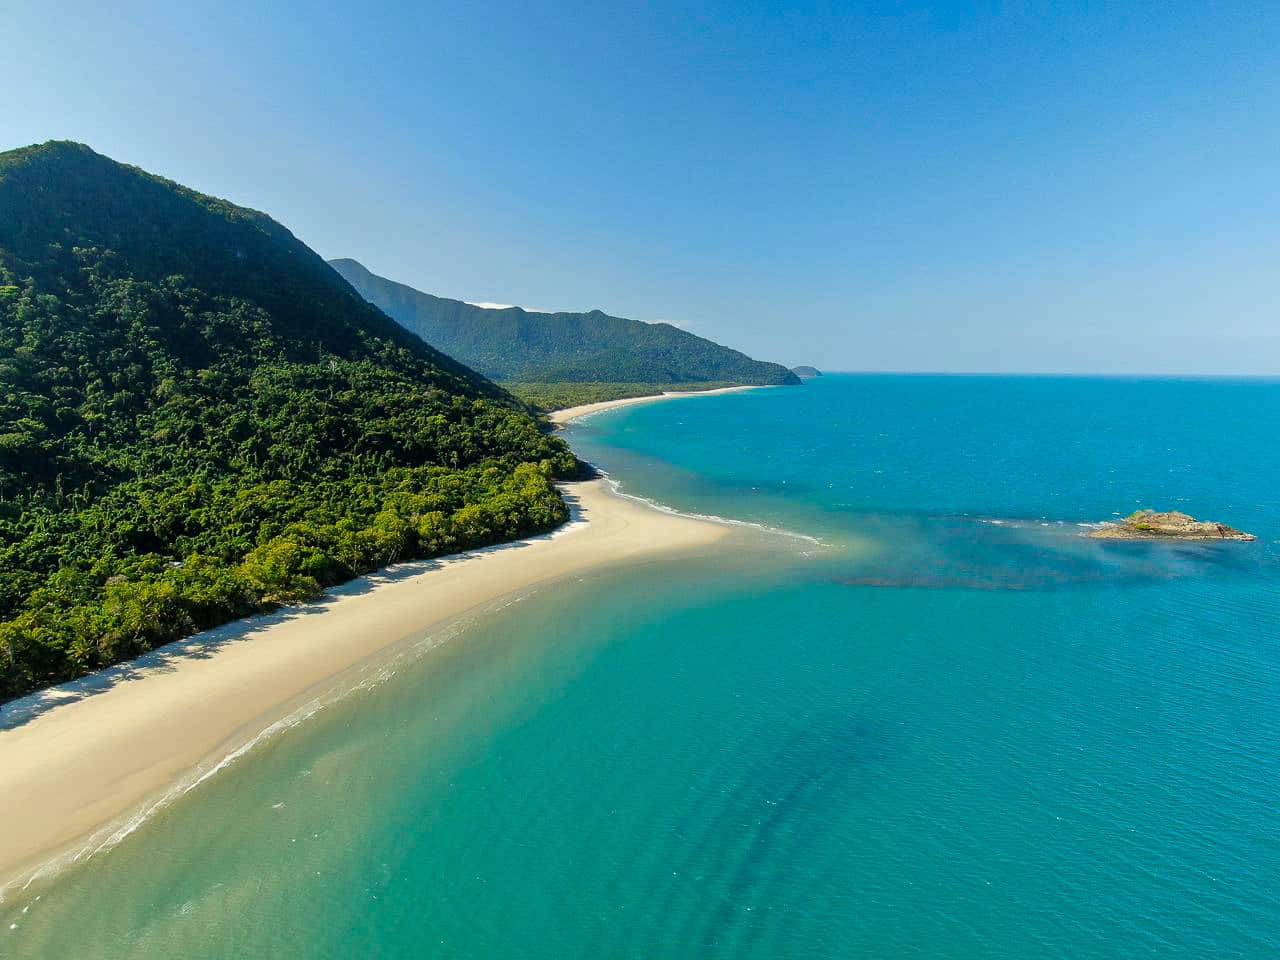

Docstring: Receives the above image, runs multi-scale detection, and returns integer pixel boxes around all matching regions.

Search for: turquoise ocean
[4,375,1278,958]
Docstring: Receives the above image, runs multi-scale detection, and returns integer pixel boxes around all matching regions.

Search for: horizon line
[804,370,1280,380]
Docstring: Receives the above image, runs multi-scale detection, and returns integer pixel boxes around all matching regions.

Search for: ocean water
[5,375,1279,958]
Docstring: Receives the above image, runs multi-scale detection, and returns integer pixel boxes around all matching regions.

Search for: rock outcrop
[1088,510,1256,541]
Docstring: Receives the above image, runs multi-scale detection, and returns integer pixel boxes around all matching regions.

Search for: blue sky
[4,1,1278,373]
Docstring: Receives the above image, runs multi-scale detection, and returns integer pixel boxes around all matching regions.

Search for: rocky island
[792,366,822,378]
[1088,510,1256,541]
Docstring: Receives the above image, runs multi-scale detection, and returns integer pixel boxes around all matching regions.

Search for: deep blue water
[5,375,1278,958]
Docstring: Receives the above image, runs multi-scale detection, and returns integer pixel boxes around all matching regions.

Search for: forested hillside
[329,258,800,387]
[0,142,575,699]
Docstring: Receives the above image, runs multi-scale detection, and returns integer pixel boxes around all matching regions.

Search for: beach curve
[0,391,739,896]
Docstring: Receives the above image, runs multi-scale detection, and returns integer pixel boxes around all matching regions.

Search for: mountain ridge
[0,141,500,398]
[329,257,800,387]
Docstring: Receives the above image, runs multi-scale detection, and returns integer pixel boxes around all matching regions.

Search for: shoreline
[0,466,728,897]
[548,384,765,425]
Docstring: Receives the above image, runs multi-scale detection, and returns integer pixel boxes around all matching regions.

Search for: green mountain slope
[0,142,574,699]
[329,258,801,386]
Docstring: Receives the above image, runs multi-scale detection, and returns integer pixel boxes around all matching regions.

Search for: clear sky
[4,1,1278,373]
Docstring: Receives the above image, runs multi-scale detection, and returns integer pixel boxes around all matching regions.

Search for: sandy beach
[548,385,762,425]
[0,393,733,896]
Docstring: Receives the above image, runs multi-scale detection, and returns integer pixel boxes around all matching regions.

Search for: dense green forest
[329,258,800,388]
[0,142,575,700]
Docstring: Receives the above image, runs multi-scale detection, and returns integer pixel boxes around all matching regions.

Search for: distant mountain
[0,142,573,698]
[792,366,822,378]
[329,258,800,387]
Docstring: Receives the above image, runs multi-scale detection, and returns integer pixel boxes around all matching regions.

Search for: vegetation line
[0,142,576,700]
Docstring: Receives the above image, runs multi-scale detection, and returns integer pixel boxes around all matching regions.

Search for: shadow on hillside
[0,482,593,732]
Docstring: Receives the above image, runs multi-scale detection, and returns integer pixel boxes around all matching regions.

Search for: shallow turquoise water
[5,375,1279,958]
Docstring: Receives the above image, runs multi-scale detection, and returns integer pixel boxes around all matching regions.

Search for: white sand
[0,385,771,895]
[0,477,726,894]
[549,385,762,425]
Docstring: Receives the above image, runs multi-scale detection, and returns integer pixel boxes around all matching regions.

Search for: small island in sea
[1088,509,1256,541]
[792,365,822,378]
